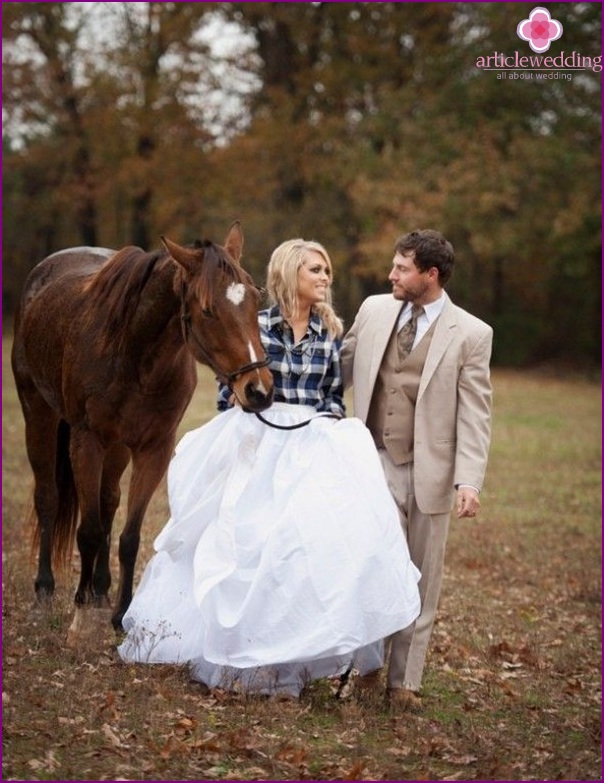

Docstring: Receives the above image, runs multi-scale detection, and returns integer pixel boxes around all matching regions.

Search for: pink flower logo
[517,7,563,53]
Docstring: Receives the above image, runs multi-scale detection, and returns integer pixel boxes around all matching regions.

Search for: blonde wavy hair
[266,239,343,339]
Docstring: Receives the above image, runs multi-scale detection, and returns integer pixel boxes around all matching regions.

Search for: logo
[475,6,601,78]
[517,7,563,53]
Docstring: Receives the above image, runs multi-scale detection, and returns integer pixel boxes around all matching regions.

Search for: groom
[341,228,493,710]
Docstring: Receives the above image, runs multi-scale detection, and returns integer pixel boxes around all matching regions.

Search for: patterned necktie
[398,304,424,361]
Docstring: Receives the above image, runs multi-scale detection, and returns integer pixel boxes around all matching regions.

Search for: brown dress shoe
[387,686,422,712]
[354,669,383,703]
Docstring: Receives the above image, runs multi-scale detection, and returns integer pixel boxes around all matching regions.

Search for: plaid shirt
[217,306,345,416]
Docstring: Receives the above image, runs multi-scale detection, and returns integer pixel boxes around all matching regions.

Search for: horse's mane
[83,241,248,354]
[83,246,168,352]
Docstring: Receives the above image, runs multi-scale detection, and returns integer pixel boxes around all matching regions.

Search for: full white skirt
[118,404,420,695]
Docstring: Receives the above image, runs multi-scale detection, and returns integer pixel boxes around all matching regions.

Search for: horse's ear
[224,221,244,265]
[161,236,197,274]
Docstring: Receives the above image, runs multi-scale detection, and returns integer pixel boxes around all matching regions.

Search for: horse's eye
[201,307,214,318]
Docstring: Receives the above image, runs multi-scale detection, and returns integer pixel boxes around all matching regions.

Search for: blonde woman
[218,238,345,415]
[119,239,420,699]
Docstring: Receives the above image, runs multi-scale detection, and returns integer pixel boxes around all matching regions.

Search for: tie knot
[410,304,424,321]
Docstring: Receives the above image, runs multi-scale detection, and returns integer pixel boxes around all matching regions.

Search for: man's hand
[456,486,481,519]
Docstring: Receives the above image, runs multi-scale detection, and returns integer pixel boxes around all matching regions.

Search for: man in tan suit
[341,229,492,710]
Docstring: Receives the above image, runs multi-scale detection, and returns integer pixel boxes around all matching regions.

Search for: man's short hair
[394,229,454,285]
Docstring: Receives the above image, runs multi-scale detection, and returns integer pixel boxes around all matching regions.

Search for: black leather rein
[254,411,341,430]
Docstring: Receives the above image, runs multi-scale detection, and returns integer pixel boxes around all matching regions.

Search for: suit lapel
[418,293,456,401]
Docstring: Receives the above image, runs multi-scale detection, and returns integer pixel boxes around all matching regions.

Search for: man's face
[388,251,432,302]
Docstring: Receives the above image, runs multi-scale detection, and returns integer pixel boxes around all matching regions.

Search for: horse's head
[162,224,274,412]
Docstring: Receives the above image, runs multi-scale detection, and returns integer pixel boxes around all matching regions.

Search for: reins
[254,411,340,430]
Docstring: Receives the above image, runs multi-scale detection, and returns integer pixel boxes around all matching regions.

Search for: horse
[11,222,274,643]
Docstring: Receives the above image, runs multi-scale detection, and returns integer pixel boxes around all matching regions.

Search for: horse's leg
[92,444,131,604]
[66,428,105,644]
[112,439,175,631]
[20,390,62,600]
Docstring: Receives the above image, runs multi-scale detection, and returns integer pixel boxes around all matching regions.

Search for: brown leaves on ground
[2,368,601,780]
[3,570,600,782]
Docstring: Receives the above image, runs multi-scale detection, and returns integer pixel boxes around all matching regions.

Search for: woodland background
[2,5,601,780]
[2,1,602,366]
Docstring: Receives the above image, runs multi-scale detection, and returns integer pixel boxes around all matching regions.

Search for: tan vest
[366,318,437,465]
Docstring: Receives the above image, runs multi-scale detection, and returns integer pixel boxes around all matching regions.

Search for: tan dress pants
[377,450,451,692]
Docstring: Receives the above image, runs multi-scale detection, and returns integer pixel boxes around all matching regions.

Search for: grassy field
[2,336,601,781]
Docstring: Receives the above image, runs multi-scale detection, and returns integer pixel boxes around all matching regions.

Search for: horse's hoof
[66,606,87,648]
[66,605,113,648]
[35,585,55,604]
[111,611,125,633]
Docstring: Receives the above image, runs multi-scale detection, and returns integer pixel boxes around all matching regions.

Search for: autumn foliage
[2,3,601,365]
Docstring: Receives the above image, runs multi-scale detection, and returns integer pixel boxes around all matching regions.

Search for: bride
[118,237,420,698]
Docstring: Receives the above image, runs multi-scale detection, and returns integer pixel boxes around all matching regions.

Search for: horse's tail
[30,419,80,570]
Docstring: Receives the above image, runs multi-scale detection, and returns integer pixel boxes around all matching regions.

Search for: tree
[3,2,600,364]
[227,1,600,364]
[101,2,219,247]
[3,2,98,245]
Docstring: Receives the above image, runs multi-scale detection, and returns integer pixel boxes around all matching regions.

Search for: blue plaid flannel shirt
[217,306,345,416]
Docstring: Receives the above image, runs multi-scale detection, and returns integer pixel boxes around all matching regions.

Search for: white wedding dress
[118,404,421,696]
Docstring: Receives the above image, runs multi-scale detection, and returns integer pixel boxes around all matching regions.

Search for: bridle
[179,286,270,389]
[179,287,342,429]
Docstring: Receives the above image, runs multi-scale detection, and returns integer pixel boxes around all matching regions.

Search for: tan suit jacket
[341,292,492,514]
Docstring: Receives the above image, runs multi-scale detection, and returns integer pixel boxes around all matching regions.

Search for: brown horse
[11,222,274,641]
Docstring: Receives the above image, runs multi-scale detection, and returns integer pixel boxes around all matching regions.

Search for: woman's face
[297,250,331,309]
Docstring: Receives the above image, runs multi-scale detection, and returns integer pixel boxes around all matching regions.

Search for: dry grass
[2,337,601,781]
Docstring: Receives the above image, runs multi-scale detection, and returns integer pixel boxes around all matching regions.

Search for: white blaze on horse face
[248,341,270,394]
[226,282,246,306]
